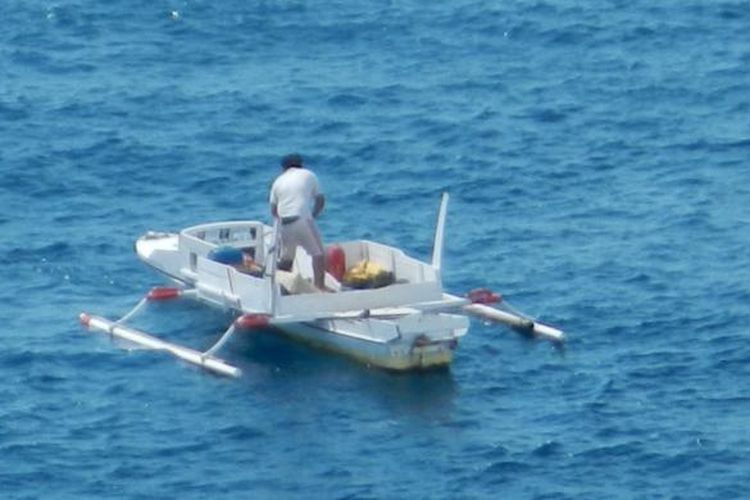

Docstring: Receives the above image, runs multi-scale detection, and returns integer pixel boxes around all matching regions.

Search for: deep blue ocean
[2,1,749,498]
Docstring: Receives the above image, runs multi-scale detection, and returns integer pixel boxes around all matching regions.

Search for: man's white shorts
[279,217,324,262]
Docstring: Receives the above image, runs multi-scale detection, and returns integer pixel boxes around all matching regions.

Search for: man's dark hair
[281,153,303,169]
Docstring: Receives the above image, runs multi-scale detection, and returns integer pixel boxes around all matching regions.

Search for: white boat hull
[133,222,471,371]
[269,320,459,370]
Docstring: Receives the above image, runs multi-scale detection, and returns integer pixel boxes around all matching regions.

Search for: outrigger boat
[79,194,563,377]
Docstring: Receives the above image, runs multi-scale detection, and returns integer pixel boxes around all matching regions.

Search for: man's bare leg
[313,254,326,290]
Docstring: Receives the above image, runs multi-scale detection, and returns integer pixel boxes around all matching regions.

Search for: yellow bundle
[342,260,394,289]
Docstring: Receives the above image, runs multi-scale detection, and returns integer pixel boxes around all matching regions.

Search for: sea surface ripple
[1,1,749,498]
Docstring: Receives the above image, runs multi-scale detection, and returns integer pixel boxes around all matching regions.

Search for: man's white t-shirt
[269,168,321,219]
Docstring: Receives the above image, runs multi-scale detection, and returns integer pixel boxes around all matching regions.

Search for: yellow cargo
[342,260,395,289]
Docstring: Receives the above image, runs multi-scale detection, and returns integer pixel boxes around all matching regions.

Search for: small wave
[718,6,747,20]
[575,442,642,462]
[0,101,30,121]
[217,424,266,440]
[669,138,750,153]
[532,440,564,457]
[2,242,75,265]
[10,49,97,74]
[480,459,533,482]
[327,93,368,108]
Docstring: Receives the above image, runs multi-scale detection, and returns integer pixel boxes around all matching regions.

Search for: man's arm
[312,194,325,218]
[269,180,279,218]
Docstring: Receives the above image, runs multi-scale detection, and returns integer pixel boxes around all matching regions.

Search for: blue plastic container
[208,246,244,265]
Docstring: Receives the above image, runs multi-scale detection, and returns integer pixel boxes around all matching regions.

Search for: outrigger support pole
[449,290,565,343]
[79,313,242,378]
[202,323,238,358]
[79,286,242,378]
[463,303,564,343]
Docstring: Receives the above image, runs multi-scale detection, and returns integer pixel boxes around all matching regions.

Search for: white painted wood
[432,192,449,274]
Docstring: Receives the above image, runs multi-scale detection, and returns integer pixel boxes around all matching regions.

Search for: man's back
[270,168,320,219]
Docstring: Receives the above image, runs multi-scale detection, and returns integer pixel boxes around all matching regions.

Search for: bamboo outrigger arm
[79,287,242,378]
[79,312,242,378]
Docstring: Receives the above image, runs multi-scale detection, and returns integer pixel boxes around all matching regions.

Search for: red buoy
[235,314,271,330]
[467,288,502,305]
[147,287,182,301]
[326,245,346,282]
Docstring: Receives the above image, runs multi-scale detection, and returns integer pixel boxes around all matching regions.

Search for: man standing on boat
[269,153,327,291]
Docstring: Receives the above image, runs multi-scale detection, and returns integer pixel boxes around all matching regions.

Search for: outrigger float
[79,194,563,377]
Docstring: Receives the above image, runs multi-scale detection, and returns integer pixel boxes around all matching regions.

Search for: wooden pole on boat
[79,313,242,378]
[431,192,449,275]
[267,218,281,316]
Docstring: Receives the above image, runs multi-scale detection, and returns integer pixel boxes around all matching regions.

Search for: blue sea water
[2,0,750,498]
